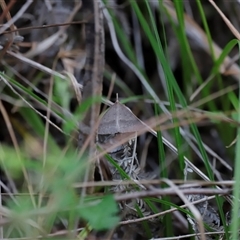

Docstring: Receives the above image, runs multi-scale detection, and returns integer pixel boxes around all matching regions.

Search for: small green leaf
[0,145,25,178]
[53,75,71,110]
[80,195,119,230]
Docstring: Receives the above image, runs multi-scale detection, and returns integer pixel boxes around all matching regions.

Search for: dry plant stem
[208,0,240,40]
[62,71,82,103]
[101,72,116,113]
[0,0,15,23]
[0,227,84,239]
[73,179,235,189]
[6,51,80,86]
[0,182,231,195]
[79,0,104,191]
[3,21,87,34]
[115,188,229,201]
[0,0,32,34]
[0,0,15,59]
[191,83,238,107]
[0,0,15,30]
[153,231,225,240]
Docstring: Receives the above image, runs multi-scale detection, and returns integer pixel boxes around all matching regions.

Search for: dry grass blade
[115,188,229,201]
[78,0,105,192]
[0,0,32,34]
[208,0,240,40]
[6,51,83,88]
[0,0,16,24]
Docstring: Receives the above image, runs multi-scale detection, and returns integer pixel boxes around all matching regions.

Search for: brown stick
[79,0,104,191]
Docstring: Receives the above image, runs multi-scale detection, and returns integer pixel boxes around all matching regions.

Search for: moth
[97,100,144,181]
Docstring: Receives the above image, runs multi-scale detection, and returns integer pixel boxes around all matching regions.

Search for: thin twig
[2,21,87,34]
[0,0,32,34]
[208,0,240,40]
[115,188,229,201]
[6,51,83,88]
[79,0,104,190]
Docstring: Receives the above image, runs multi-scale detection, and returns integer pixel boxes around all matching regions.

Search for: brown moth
[97,99,142,180]
[97,99,143,191]
[98,100,144,135]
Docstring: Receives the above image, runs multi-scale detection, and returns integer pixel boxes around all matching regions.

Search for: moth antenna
[116,93,119,102]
